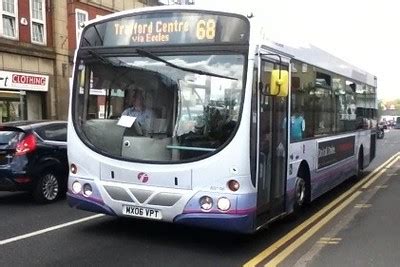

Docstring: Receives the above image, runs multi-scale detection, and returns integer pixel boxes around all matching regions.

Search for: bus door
[255,52,289,227]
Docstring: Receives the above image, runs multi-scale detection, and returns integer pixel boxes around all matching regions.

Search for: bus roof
[82,6,376,87]
[257,37,377,87]
[83,5,251,27]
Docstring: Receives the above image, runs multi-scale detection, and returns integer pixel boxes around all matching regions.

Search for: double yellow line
[244,152,400,267]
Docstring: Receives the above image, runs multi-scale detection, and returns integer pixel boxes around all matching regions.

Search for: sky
[193,0,399,100]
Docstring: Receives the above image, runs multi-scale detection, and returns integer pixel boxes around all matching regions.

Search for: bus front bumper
[67,192,116,216]
[174,212,255,233]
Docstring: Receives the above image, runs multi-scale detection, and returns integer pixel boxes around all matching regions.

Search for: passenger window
[333,76,346,133]
[343,81,357,131]
[37,124,67,142]
[355,83,376,129]
[290,60,314,140]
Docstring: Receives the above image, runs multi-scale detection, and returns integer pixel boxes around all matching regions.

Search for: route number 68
[196,19,216,40]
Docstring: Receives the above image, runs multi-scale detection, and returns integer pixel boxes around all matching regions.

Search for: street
[1,129,399,267]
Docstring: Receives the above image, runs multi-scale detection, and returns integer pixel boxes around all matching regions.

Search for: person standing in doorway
[291,107,305,141]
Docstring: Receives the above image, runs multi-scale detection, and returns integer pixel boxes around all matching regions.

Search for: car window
[0,130,23,148]
[36,123,67,142]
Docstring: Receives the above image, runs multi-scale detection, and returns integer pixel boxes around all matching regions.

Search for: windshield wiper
[86,49,164,83]
[88,50,116,66]
[136,48,238,81]
[88,50,142,70]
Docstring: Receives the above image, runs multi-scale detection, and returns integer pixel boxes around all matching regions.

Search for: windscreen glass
[74,52,245,162]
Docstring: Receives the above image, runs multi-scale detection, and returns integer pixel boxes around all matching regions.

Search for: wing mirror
[270,69,289,97]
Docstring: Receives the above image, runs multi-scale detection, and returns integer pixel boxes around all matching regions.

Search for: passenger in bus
[122,90,155,134]
[291,108,305,141]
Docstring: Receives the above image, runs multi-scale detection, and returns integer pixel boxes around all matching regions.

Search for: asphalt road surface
[1,129,399,267]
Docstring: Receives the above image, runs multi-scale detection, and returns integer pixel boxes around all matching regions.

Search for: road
[0,129,399,267]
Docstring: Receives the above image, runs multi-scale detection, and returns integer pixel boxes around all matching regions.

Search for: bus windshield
[73,51,245,162]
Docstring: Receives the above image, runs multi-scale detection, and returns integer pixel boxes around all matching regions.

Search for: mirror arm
[259,81,268,96]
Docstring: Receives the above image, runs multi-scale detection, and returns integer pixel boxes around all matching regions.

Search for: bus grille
[104,185,182,207]
[104,185,134,203]
[147,193,182,206]
[129,188,152,203]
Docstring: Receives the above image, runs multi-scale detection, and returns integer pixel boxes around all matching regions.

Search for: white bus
[67,6,377,233]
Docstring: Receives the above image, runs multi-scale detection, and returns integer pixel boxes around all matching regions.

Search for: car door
[35,122,68,171]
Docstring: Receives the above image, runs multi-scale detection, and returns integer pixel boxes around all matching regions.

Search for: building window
[75,9,88,46]
[139,0,163,6]
[1,0,18,39]
[30,0,46,44]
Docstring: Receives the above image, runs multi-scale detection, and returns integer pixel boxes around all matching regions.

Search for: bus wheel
[293,176,307,214]
[357,150,364,179]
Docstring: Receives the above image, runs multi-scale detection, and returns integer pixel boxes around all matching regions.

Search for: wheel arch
[35,157,67,177]
[297,160,311,202]
[357,144,365,176]
[358,144,364,167]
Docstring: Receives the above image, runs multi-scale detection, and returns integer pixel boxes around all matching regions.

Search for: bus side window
[314,72,333,136]
[260,61,273,95]
[290,60,314,140]
[343,81,357,131]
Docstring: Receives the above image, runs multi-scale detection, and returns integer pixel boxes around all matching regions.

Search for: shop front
[0,70,48,123]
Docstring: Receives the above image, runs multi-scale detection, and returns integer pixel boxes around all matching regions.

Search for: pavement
[305,156,400,267]
[276,130,400,267]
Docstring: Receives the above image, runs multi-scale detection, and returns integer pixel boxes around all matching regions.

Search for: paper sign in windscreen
[117,115,136,128]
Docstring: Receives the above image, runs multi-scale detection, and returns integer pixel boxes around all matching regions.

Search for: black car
[377,124,385,139]
[378,121,388,130]
[0,121,68,203]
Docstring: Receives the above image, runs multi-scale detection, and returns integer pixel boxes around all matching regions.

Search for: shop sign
[0,70,49,92]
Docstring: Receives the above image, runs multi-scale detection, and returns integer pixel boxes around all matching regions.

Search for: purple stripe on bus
[183,192,257,215]
[312,158,356,183]
[67,193,116,215]
[68,189,105,205]
[183,206,256,215]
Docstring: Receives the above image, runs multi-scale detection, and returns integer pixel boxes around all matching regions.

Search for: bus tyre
[293,176,307,214]
[357,150,364,180]
[32,171,61,204]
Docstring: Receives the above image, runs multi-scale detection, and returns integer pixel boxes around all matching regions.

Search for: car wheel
[33,171,60,203]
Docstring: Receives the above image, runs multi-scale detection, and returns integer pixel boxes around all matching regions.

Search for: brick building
[0,0,162,122]
[56,0,163,120]
[0,0,54,122]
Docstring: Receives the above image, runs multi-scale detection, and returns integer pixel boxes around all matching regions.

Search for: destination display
[81,12,249,47]
[317,136,355,169]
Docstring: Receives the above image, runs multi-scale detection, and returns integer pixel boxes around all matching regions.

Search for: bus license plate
[122,205,162,220]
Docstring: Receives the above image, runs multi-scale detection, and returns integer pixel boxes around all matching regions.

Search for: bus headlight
[70,163,77,174]
[82,183,93,197]
[217,197,231,211]
[227,180,240,192]
[199,196,213,211]
[72,181,82,194]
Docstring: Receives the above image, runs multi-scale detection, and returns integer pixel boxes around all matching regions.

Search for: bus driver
[122,90,155,134]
